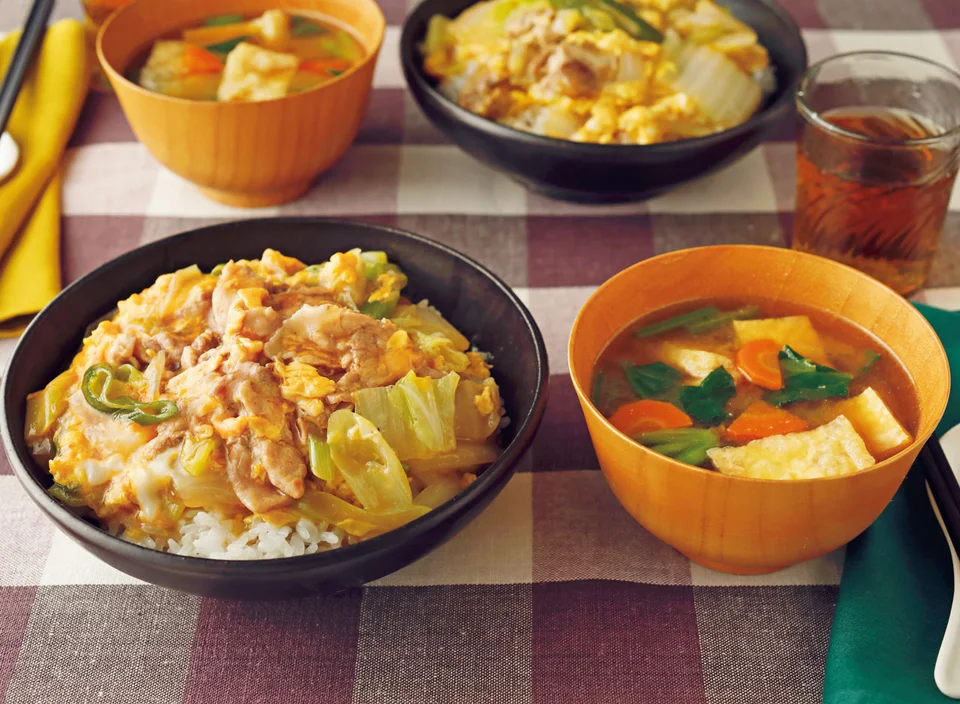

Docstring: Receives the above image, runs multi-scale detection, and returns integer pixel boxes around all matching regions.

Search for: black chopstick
[0,0,55,134]
[921,435,960,552]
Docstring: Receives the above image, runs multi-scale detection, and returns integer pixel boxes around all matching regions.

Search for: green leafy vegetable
[48,483,88,507]
[623,361,681,399]
[360,251,389,280]
[593,0,663,42]
[318,31,362,61]
[684,305,762,334]
[291,14,328,36]
[114,364,143,385]
[179,434,217,477]
[354,372,459,460]
[308,434,336,482]
[859,350,882,376]
[633,306,718,338]
[635,428,719,466]
[211,263,225,276]
[765,347,852,407]
[360,298,399,320]
[81,364,179,425]
[326,410,412,511]
[550,0,662,41]
[591,370,605,408]
[203,13,246,27]
[205,36,250,55]
[679,367,735,425]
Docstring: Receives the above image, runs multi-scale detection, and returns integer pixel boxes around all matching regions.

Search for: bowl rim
[567,243,952,485]
[96,0,386,108]
[0,216,550,573]
[399,0,808,154]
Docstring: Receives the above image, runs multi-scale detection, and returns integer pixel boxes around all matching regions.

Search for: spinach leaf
[633,306,718,338]
[623,362,681,399]
[765,346,852,406]
[48,483,88,507]
[679,366,736,425]
[859,350,882,376]
[591,370,605,408]
[203,13,246,26]
[205,36,250,54]
[635,428,720,466]
[291,15,328,36]
[685,305,761,334]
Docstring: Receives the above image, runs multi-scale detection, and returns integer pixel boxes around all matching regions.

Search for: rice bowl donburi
[420,0,775,144]
[24,249,506,560]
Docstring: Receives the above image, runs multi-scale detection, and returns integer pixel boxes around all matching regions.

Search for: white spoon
[930,423,960,699]
[0,131,19,181]
[0,0,55,184]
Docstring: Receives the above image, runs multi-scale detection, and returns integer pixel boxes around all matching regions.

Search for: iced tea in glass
[794,52,960,296]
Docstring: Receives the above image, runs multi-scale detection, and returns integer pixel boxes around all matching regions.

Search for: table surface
[1,1,959,702]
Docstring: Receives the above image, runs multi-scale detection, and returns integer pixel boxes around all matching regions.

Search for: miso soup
[591,298,919,480]
[130,9,366,102]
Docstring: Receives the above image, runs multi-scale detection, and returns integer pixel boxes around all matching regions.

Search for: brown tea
[794,106,958,296]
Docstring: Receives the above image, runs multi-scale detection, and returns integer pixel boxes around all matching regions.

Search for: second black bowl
[401,0,807,203]
[0,218,548,599]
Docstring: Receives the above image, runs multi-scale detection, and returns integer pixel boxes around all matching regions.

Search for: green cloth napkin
[823,303,960,704]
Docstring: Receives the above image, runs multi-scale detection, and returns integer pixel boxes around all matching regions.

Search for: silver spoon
[931,423,960,699]
[0,0,56,183]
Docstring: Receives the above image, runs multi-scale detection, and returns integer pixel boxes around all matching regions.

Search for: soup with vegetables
[24,249,505,559]
[131,9,365,102]
[592,299,918,479]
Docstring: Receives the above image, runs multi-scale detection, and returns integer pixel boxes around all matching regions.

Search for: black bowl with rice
[0,218,548,599]
[401,0,807,202]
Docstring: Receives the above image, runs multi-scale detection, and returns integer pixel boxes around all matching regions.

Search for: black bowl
[0,218,548,599]
[401,0,807,203]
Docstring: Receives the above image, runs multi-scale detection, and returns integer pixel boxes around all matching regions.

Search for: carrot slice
[736,339,782,390]
[299,58,352,74]
[182,45,225,74]
[726,400,808,443]
[609,400,693,436]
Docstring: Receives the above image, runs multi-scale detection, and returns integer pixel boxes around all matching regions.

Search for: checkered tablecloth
[1,0,959,702]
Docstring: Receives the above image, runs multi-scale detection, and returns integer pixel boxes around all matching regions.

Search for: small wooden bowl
[98,0,384,208]
[568,245,950,574]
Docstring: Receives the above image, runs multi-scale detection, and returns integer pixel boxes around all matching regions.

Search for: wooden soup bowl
[568,245,950,574]
[98,0,384,207]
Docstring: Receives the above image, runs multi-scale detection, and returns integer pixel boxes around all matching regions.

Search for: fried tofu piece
[660,342,738,380]
[733,316,827,364]
[707,415,874,480]
[217,42,299,102]
[835,387,912,456]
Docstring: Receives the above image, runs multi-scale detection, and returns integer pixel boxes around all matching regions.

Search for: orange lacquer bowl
[98,0,384,207]
[568,245,950,574]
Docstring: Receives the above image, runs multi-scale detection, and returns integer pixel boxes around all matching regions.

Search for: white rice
[129,510,345,560]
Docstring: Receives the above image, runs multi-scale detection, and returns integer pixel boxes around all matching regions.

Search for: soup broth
[593,297,919,479]
[129,9,366,102]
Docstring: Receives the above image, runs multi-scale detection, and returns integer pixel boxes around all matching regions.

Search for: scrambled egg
[421,0,771,144]
[25,249,505,548]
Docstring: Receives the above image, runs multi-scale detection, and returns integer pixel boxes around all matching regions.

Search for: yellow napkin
[0,20,90,337]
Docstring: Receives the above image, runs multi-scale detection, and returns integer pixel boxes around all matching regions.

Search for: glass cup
[793,52,960,296]
[81,0,133,91]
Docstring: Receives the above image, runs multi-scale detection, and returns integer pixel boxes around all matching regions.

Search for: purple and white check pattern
[1,0,959,701]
